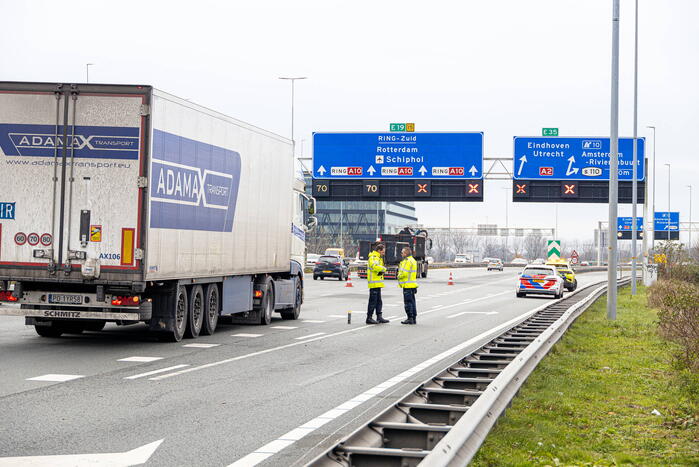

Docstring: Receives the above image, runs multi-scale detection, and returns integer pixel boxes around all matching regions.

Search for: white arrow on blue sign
[313,132,483,179]
[617,216,643,231]
[513,136,645,181]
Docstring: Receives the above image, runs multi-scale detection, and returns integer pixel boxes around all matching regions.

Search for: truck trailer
[0,81,316,341]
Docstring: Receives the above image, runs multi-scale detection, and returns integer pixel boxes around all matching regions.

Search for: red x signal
[417,183,428,193]
[516,184,527,194]
[564,184,576,194]
[468,183,480,194]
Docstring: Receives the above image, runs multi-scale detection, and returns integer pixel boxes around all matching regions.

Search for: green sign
[542,128,559,136]
[390,123,415,132]
[547,240,561,260]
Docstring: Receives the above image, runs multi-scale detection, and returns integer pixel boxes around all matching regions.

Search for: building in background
[306,200,418,256]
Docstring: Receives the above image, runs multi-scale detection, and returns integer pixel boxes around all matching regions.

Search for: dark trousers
[403,288,417,320]
[367,288,383,318]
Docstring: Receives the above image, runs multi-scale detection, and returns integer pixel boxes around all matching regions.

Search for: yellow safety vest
[398,256,418,289]
[367,251,386,289]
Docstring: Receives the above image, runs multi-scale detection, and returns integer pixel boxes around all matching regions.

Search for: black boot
[410,313,417,325]
[376,314,389,324]
[366,315,378,324]
[401,316,412,324]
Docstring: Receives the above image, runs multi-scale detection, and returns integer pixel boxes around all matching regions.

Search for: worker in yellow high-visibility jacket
[366,243,389,324]
[397,247,419,324]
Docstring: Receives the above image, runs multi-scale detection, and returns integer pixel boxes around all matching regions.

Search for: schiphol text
[384,155,425,164]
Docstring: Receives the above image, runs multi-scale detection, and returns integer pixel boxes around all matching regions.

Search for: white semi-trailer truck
[0,81,316,341]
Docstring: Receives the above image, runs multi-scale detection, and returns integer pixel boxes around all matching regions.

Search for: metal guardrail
[308,277,629,467]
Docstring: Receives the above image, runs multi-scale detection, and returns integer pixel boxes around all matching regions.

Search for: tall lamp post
[665,163,671,242]
[630,0,639,295]
[278,77,307,157]
[688,185,693,252]
[646,125,656,249]
[86,63,94,83]
[607,0,621,320]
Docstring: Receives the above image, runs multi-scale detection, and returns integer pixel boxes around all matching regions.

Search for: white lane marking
[327,314,348,318]
[295,332,326,340]
[149,325,372,381]
[383,304,399,307]
[118,356,163,362]
[447,311,498,318]
[227,294,549,467]
[419,291,510,317]
[124,364,190,380]
[0,439,164,466]
[270,326,298,330]
[26,374,83,382]
[182,343,221,348]
[384,315,398,319]
[302,320,326,323]
[232,333,264,338]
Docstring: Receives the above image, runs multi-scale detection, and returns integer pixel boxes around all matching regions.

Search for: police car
[516,265,565,299]
[546,259,578,291]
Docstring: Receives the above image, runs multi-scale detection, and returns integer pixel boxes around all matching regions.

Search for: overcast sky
[2,0,697,246]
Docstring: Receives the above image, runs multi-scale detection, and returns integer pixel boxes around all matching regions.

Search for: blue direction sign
[654,212,680,231]
[617,216,643,231]
[513,137,645,181]
[312,132,483,179]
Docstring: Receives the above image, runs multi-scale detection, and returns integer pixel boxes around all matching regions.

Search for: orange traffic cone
[345,271,354,287]
[447,272,455,286]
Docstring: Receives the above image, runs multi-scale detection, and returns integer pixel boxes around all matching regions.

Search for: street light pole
[86,63,94,83]
[278,77,307,157]
[607,0,620,320]
[688,185,693,252]
[647,125,656,250]
[666,163,671,241]
[631,0,639,295]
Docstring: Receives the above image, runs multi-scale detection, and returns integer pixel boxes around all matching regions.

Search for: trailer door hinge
[137,176,148,188]
[134,248,144,260]
[139,104,150,116]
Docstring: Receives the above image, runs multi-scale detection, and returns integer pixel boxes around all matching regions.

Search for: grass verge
[471,285,699,467]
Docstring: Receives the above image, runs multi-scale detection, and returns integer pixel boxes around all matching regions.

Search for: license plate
[48,293,83,305]
[323,270,332,273]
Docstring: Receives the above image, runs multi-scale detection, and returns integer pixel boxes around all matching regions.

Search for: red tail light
[333,262,341,266]
[253,290,263,298]
[0,291,18,302]
[111,295,140,306]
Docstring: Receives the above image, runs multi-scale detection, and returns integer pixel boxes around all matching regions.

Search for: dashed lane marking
[232,333,264,338]
[270,326,298,330]
[148,325,373,381]
[182,343,221,348]
[124,364,190,380]
[118,356,163,362]
[302,320,326,323]
[447,311,498,318]
[294,332,326,340]
[27,374,84,382]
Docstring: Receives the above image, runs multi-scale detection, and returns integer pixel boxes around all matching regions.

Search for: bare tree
[523,234,547,260]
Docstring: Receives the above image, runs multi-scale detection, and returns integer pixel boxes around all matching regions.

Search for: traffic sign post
[513,136,645,181]
[547,240,561,261]
[654,212,680,240]
[313,132,483,180]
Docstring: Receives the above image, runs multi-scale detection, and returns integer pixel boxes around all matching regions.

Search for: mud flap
[147,283,177,333]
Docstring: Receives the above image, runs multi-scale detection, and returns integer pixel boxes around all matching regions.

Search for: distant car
[517,265,565,298]
[324,248,345,258]
[481,257,497,264]
[306,253,321,266]
[426,256,435,264]
[532,258,545,265]
[511,258,528,265]
[313,255,350,281]
[454,254,471,263]
[580,261,590,267]
[487,259,504,271]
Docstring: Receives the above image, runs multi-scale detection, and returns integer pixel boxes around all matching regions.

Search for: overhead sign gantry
[512,136,645,203]
[312,132,484,201]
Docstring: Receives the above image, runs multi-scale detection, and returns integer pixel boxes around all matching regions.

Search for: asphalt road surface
[0,268,608,466]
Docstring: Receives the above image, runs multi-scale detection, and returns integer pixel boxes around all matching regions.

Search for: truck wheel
[185,285,204,338]
[260,286,274,325]
[280,281,301,320]
[159,285,188,342]
[35,325,63,338]
[201,283,220,335]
